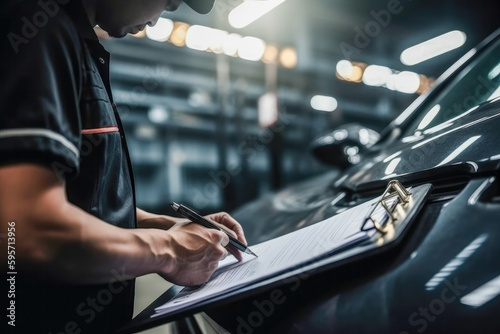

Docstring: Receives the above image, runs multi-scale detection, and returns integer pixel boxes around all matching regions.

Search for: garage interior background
[99,0,498,215]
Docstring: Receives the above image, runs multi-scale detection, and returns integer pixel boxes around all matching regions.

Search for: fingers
[218,230,229,247]
[227,244,243,262]
[207,212,247,262]
[206,229,230,261]
[207,212,247,245]
[217,222,238,239]
[161,226,233,286]
[221,247,229,261]
[209,229,239,261]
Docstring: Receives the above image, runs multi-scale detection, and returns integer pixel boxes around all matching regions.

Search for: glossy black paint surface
[214,30,500,333]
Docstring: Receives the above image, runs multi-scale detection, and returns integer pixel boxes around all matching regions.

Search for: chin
[106,29,128,38]
[98,24,127,38]
[110,32,128,38]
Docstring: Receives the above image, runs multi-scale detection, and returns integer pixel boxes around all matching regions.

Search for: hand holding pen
[171,202,258,259]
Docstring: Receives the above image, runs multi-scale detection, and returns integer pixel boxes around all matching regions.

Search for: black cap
[184,0,215,14]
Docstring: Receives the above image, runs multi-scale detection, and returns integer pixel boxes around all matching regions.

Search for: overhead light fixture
[185,25,213,51]
[336,60,365,83]
[207,29,229,54]
[169,22,190,47]
[310,95,338,112]
[148,105,169,124]
[279,47,297,68]
[145,17,174,42]
[336,60,354,78]
[338,60,431,94]
[222,33,242,56]
[262,44,279,64]
[400,30,467,66]
[238,36,266,61]
[362,65,392,87]
[228,0,286,29]
[392,71,421,94]
[137,19,295,67]
[186,25,230,53]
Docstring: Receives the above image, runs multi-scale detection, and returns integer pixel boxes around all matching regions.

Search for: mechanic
[0,0,247,332]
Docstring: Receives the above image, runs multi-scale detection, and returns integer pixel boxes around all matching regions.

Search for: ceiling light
[186,25,213,51]
[401,30,467,66]
[262,44,279,64]
[170,22,190,47]
[222,33,242,56]
[393,71,421,94]
[145,17,174,42]
[362,65,392,87]
[238,36,266,61]
[207,29,228,54]
[148,105,169,124]
[310,95,338,112]
[228,0,286,29]
[279,47,297,68]
[336,60,354,78]
[337,62,365,83]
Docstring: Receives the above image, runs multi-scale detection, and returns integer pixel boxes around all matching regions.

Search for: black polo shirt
[1,0,136,332]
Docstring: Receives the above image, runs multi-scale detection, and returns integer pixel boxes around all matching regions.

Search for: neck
[81,0,97,27]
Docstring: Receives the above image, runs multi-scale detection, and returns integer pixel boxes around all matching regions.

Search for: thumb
[219,230,229,247]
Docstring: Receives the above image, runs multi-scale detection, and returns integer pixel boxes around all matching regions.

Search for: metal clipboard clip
[361,180,412,234]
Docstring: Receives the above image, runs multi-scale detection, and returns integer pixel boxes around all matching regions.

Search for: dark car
[210,28,500,333]
[127,28,500,334]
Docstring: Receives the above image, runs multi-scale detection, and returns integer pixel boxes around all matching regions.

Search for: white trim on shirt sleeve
[0,128,79,158]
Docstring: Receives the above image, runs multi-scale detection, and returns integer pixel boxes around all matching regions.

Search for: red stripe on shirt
[81,126,119,135]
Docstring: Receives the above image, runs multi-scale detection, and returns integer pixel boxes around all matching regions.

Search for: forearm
[0,165,171,285]
[10,200,171,285]
[136,207,186,229]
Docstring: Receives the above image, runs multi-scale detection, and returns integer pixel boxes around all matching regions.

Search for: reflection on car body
[210,28,500,333]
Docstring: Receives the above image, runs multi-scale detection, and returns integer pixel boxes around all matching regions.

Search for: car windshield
[402,37,500,137]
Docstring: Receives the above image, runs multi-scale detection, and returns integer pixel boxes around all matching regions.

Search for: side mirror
[310,123,380,169]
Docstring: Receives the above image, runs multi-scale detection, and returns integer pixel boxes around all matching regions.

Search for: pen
[171,202,258,258]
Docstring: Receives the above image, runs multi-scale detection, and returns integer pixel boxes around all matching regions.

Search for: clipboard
[119,180,432,334]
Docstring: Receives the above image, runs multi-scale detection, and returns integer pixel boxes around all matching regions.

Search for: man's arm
[136,208,183,230]
[0,164,232,286]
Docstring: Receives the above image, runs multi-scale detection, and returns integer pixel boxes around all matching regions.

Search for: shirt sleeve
[0,5,82,178]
